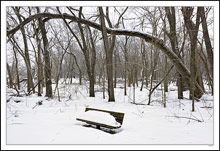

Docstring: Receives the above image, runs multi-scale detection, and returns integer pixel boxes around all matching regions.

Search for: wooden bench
[76,107,125,130]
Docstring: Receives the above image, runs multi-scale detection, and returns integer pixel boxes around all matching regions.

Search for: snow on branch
[7,12,204,98]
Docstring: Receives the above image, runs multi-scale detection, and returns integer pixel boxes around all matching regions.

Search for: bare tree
[12,7,35,93]
[59,7,97,97]
[7,9,205,98]
[51,25,72,101]
[66,49,83,85]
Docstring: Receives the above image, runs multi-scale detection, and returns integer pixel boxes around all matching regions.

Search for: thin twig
[168,115,203,122]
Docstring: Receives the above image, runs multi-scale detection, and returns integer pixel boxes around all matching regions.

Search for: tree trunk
[124,62,127,96]
[89,75,95,97]
[162,20,168,93]
[7,63,13,88]
[199,7,213,79]
[99,7,115,102]
[133,69,136,103]
[135,65,138,87]
[98,63,104,86]
[198,41,213,94]
[114,49,117,88]
[182,7,201,111]
[195,44,205,92]
[148,38,155,105]
[140,39,145,91]
[37,7,52,98]
[13,47,20,90]
[164,56,168,92]
[123,37,128,95]
[36,28,42,96]
[87,25,97,97]
[145,55,148,88]
[165,7,183,99]
[103,66,106,99]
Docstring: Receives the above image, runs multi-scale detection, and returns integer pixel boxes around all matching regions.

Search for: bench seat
[76,118,121,129]
[76,107,125,130]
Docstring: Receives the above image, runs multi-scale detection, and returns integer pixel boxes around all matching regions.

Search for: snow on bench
[77,111,121,127]
[76,107,124,129]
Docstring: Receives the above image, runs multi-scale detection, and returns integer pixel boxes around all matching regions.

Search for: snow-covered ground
[6,81,214,145]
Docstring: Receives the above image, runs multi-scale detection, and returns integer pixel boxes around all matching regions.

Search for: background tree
[37,7,52,98]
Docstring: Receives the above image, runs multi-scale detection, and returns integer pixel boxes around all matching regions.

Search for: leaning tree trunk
[7,11,204,98]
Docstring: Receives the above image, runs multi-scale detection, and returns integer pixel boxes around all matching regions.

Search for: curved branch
[7,12,204,98]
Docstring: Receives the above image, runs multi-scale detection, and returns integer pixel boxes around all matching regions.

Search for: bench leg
[96,125,101,129]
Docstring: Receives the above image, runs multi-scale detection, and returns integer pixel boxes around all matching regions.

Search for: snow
[6,82,214,145]
[77,110,121,127]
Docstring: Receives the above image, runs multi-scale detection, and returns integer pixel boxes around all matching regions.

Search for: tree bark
[195,44,205,92]
[13,46,20,90]
[182,7,201,111]
[99,7,115,102]
[198,41,213,94]
[32,21,43,96]
[114,49,117,88]
[199,7,213,79]
[140,39,146,91]
[165,7,183,99]
[37,39,42,96]
[87,25,97,97]
[123,37,129,95]
[7,63,13,88]
[37,7,52,98]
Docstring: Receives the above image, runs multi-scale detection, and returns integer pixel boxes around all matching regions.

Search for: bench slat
[76,118,121,129]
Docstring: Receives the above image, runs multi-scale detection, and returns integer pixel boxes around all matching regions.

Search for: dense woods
[6,6,214,112]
